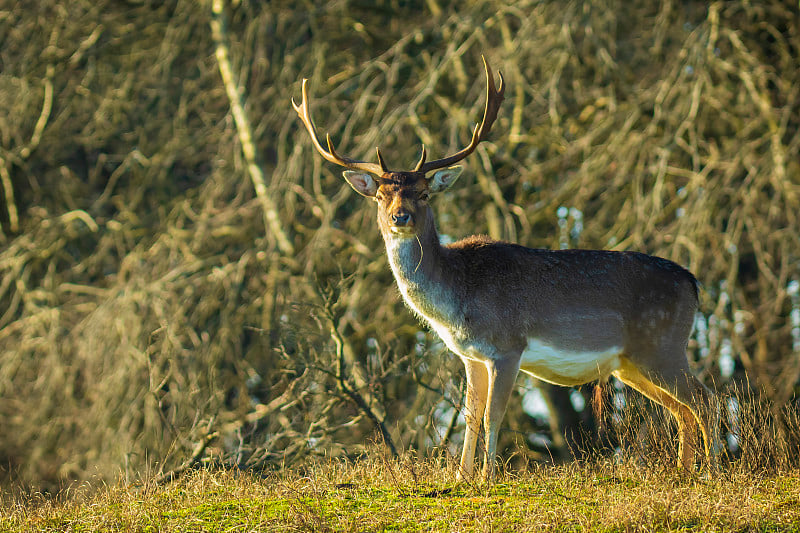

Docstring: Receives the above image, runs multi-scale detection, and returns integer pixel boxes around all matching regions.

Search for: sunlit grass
[3,454,800,532]
[5,388,800,532]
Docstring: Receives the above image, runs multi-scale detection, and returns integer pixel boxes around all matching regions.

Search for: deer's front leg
[457,357,488,481]
[482,355,521,480]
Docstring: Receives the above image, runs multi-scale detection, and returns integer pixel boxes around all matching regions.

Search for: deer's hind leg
[614,362,697,468]
[645,359,718,464]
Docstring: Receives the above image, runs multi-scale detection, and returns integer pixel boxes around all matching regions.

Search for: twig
[152,431,220,485]
[209,0,293,255]
[151,369,309,484]
[441,385,464,449]
[0,157,15,235]
[19,65,54,160]
[323,293,399,457]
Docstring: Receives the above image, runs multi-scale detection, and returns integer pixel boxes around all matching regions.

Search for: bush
[0,0,798,490]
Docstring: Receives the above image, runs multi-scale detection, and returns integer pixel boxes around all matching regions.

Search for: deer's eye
[419,192,430,202]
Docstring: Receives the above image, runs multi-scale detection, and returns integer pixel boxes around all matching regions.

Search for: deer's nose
[391,212,411,226]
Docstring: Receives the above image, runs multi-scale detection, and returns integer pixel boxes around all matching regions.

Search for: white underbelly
[519,338,622,386]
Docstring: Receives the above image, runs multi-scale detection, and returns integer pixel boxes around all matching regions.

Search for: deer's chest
[397,277,463,342]
[389,267,467,353]
[387,237,459,316]
[386,237,501,360]
[397,281,502,365]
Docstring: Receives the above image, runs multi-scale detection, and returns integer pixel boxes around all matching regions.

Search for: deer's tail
[593,380,606,435]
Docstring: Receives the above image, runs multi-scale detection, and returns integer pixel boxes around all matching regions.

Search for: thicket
[0,0,798,491]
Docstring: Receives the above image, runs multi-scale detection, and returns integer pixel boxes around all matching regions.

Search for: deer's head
[292,57,504,238]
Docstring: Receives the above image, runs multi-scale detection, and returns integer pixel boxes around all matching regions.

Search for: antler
[292,79,387,176]
[417,56,505,174]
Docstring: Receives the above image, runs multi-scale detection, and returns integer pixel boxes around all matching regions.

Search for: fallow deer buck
[292,57,717,480]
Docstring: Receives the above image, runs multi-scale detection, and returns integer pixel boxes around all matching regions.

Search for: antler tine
[376,147,389,172]
[292,78,385,176]
[418,55,505,174]
[413,145,427,172]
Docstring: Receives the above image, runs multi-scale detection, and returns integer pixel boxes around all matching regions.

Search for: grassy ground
[3,455,800,532]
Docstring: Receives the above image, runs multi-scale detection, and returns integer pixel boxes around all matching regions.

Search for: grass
[3,455,800,532]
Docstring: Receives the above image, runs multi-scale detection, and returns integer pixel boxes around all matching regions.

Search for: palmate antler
[292,55,505,176]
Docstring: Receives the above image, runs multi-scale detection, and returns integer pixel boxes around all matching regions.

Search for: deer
[292,57,717,481]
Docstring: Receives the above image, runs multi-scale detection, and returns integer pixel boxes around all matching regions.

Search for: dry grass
[2,456,800,532]
[4,394,800,532]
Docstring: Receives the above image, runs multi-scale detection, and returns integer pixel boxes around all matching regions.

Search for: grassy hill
[4,457,800,532]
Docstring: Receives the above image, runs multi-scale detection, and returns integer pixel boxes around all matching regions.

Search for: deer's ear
[343,171,378,197]
[428,166,463,193]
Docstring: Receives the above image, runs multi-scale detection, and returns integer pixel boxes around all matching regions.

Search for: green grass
[3,457,800,532]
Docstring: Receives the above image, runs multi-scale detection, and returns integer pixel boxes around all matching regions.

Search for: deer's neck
[382,213,459,326]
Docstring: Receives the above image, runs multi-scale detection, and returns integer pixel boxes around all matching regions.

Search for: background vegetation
[0,0,799,493]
